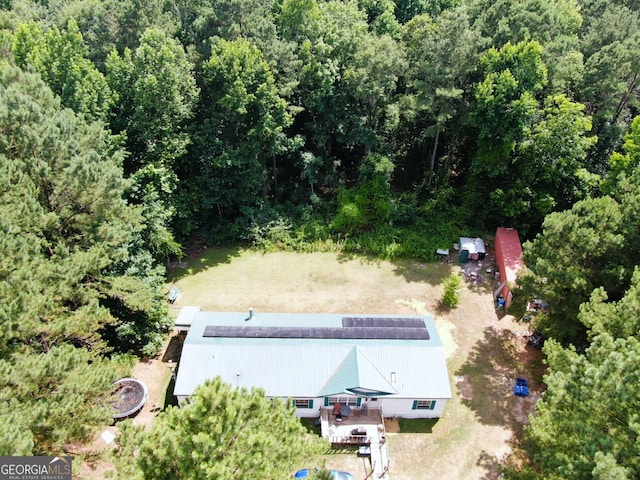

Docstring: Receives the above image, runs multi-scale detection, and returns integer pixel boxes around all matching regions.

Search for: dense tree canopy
[522,334,640,479]
[0,64,168,452]
[3,0,629,244]
[13,19,114,121]
[193,37,293,226]
[512,118,640,478]
[1,0,640,472]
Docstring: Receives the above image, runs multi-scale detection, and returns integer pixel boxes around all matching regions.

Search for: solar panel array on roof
[342,317,426,328]
[203,324,430,340]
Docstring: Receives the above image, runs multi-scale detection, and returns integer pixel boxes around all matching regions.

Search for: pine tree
[0,64,169,452]
[117,377,323,480]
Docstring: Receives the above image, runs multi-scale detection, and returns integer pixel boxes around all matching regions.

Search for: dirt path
[129,333,184,429]
[76,334,182,479]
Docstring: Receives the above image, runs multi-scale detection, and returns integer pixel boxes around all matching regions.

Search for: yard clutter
[527,330,545,349]
[457,237,487,262]
[513,378,529,397]
[167,285,180,303]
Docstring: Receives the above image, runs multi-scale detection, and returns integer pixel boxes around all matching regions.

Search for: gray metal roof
[174,309,452,400]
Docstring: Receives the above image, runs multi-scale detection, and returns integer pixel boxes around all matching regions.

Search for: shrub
[441,273,462,308]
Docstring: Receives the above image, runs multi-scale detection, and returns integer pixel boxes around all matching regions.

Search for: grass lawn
[396,418,440,433]
[161,248,542,480]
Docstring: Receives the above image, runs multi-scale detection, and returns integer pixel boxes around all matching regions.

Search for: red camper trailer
[494,227,523,308]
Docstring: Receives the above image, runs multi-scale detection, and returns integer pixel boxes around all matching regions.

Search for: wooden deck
[329,435,372,447]
[320,406,384,432]
[320,407,391,478]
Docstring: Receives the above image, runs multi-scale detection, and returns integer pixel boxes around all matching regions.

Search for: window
[326,396,358,406]
[412,400,436,410]
[294,399,313,409]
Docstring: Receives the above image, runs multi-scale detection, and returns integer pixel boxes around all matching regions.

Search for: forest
[0,0,639,477]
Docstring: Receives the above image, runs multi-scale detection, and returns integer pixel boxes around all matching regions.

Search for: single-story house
[494,227,524,307]
[173,308,452,419]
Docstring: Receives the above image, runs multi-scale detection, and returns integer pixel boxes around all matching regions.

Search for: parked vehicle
[294,468,355,480]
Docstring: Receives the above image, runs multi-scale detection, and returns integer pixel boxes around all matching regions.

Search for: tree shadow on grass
[167,246,244,281]
[455,326,525,429]
[300,417,322,436]
[335,251,451,286]
[391,258,455,286]
[162,376,178,409]
[456,327,544,479]
[476,450,506,480]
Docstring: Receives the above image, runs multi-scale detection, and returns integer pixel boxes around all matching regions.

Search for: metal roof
[174,305,200,330]
[174,309,452,400]
[495,227,523,283]
[317,347,397,397]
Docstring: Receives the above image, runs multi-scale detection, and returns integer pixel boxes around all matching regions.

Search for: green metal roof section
[318,347,397,397]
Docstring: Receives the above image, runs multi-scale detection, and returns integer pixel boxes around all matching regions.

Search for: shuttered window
[294,399,314,409]
[412,400,436,410]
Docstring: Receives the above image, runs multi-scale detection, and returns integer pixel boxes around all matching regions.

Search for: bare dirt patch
[385,419,401,433]
[75,333,182,478]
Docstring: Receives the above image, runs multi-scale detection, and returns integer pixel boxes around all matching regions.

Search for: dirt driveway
[81,249,542,479]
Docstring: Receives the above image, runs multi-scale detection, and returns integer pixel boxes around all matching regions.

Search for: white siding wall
[378,398,447,418]
[177,395,447,418]
[296,402,322,418]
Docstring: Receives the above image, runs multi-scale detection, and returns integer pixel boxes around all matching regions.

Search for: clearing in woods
[81,249,542,480]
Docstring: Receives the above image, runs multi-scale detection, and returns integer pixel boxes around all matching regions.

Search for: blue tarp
[513,378,529,397]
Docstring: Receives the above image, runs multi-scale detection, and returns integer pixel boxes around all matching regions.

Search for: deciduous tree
[486,94,597,233]
[107,28,197,256]
[106,28,199,173]
[13,19,115,122]
[400,10,482,188]
[195,37,292,224]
